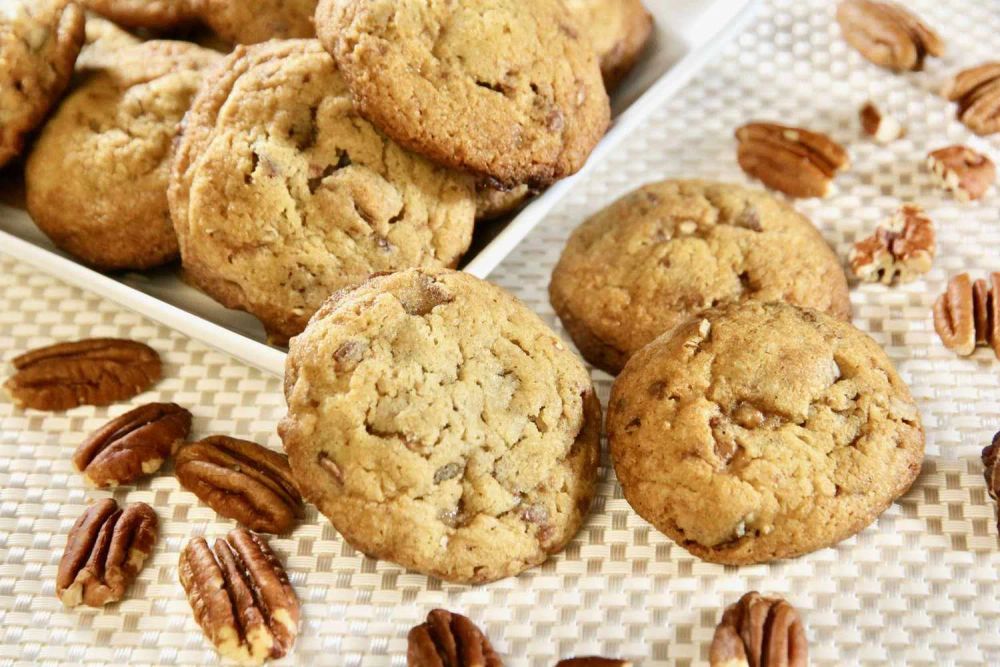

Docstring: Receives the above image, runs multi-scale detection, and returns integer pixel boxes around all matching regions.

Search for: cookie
[608,300,924,565]
[76,13,141,71]
[315,0,610,187]
[26,41,221,271]
[197,0,316,44]
[81,0,195,29]
[549,180,852,375]
[0,0,85,168]
[565,0,654,90]
[279,268,601,583]
[168,40,476,343]
[475,180,533,222]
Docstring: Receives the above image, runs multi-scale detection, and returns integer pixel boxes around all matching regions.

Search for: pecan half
[933,272,1000,358]
[836,0,944,72]
[983,432,1000,534]
[3,338,161,411]
[175,436,304,534]
[859,101,905,143]
[927,146,996,202]
[179,529,300,665]
[943,62,1000,136]
[407,609,503,667]
[735,122,849,198]
[73,402,192,487]
[56,499,158,607]
[709,592,808,667]
[849,204,935,284]
[556,659,633,667]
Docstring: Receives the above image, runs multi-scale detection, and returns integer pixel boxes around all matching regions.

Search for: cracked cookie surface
[0,0,84,168]
[81,0,196,29]
[279,269,601,583]
[197,0,317,44]
[27,40,221,270]
[168,40,476,343]
[565,0,653,90]
[549,180,852,374]
[608,300,924,565]
[315,0,610,187]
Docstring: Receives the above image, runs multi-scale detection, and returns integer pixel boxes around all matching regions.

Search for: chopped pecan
[407,609,503,667]
[943,62,1000,136]
[983,432,1000,534]
[73,402,192,488]
[709,591,808,667]
[849,204,935,284]
[735,122,849,198]
[556,659,633,667]
[3,338,161,411]
[927,146,996,202]
[859,102,905,143]
[175,436,304,534]
[933,272,1000,358]
[56,499,158,607]
[836,0,944,72]
[179,529,300,665]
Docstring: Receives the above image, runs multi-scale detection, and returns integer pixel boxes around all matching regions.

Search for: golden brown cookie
[168,40,476,344]
[196,0,316,44]
[549,180,852,375]
[279,268,601,583]
[82,0,196,29]
[608,300,925,565]
[475,180,534,222]
[26,41,221,271]
[565,0,654,90]
[76,12,141,71]
[315,0,610,187]
[0,0,85,168]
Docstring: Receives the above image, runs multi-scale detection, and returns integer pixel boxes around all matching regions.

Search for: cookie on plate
[475,181,534,222]
[0,0,85,168]
[76,13,141,71]
[26,41,221,271]
[549,180,852,375]
[196,0,316,44]
[279,268,601,583]
[168,40,476,344]
[565,0,654,90]
[315,0,610,187]
[608,300,925,565]
[81,0,196,30]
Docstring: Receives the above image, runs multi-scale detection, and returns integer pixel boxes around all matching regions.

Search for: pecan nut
[3,338,161,411]
[927,146,996,202]
[407,609,503,667]
[943,62,1000,136]
[982,432,1000,534]
[180,529,300,665]
[73,402,192,487]
[175,436,304,534]
[709,591,808,667]
[556,659,633,667]
[849,204,935,284]
[735,122,849,198]
[859,101,905,143]
[56,498,158,607]
[933,272,1000,358]
[836,0,944,72]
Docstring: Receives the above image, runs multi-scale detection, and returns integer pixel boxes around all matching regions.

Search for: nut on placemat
[926,146,996,202]
[849,204,935,284]
[407,609,503,667]
[836,0,943,72]
[735,122,849,198]
[709,591,808,667]
[943,62,1000,136]
[933,273,1000,358]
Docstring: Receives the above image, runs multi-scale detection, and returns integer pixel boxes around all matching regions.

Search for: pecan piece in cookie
[943,62,1000,136]
[407,609,503,667]
[709,592,808,667]
[849,204,935,284]
[859,101,905,143]
[3,338,162,411]
[735,123,849,198]
[180,529,300,665]
[836,0,943,72]
[175,436,304,534]
[926,146,996,202]
[56,498,158,607]
[932,272,1000,358]
[73,402,192,488]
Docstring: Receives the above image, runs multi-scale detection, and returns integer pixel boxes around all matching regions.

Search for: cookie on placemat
[197,0,316,44]
[168,40,476,343]
[315,0,610,187]
[608,300,925,565]
[26,41,221,271]
[82,0,195,30]
[279,269,601,583]
[565,0,654,90]
[0,0,84,168]
[549,180,851,375]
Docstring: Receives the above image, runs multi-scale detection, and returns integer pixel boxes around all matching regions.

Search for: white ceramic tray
[0,0,758,376]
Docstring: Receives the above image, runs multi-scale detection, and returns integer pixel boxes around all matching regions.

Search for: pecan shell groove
[407,609,503,667]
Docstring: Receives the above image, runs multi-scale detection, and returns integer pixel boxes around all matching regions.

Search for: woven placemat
[2,0,1000,664]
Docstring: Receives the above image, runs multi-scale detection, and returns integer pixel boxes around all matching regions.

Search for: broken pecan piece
[73,402,192,487]
[943,62,1000,136]
[407,609,503,667]
[56,498,158,607]
[849,204,935,284]
[933,272,1000,358]
[927,146,996,202]
[709,591,808,667]
[735,122,849,198]
[3,338,161,411]
[175,436,304,534]
[836,0,944,72]
[982,432,1000,535]
[180,529,300,665]
[859,101,905,143]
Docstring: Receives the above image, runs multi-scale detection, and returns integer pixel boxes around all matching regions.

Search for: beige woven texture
[2,0,1000,664]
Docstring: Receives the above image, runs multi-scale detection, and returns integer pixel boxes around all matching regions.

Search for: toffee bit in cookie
[849,204,935,285]
[859,101,905,143]
[926,145,996,202]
